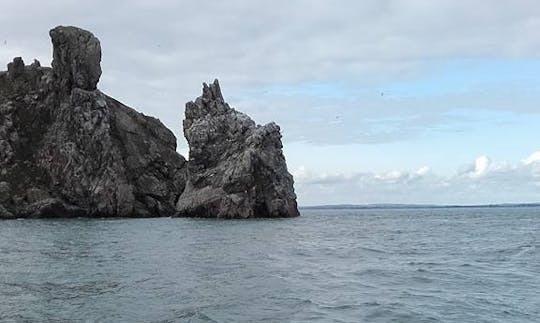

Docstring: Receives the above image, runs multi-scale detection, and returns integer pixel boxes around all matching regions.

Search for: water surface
[1,207,539,322]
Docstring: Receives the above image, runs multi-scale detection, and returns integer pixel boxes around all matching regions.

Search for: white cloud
[470,155,491,178]
[415,166,430,177]
[291,165,307,179]
[374,170,407,182]
[523,151,540,165]
[295,152,540,205]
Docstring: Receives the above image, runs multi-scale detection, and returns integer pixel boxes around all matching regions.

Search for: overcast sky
[1,0,540,205]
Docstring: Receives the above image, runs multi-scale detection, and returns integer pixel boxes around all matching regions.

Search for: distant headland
[301,203,540,210]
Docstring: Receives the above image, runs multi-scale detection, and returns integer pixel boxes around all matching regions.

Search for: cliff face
[0,26,186,218]
[176,80,299,218]
[0,26,298,219]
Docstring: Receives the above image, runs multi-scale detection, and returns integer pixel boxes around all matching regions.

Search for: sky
[1,0,539,206]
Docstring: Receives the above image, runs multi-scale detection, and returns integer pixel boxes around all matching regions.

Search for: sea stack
[176,80,299,218]
[0,26,186,218]
[0,26,298,218]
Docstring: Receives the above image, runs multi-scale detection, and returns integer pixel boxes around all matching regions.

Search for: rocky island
[0,26,298,219]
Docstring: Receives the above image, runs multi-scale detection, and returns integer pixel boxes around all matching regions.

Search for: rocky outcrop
[0,26,298,219]
[50,26,102,92]
[175,80,299,218]
[0,26,186,218]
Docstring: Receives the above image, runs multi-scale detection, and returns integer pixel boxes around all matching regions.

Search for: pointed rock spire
[177,80,299,218]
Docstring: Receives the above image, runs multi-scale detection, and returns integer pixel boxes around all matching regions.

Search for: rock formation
[0,26,186,218]
[50,26,102,92]
[0,26,298,219]
[176,80,299,218]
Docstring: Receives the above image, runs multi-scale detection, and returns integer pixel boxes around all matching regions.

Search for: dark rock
[0,204,14,219]
[0,26,298,219]
[7,57,25,79]
[30,59,41,69]
[0,26,186,218]
[0,181,11,203]
[176,80,299,218]
[25,187,50,203]
[19,198,84,218]
[50,26,102,92]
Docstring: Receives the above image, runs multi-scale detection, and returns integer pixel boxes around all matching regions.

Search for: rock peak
[0,26,186,218]
[6,57,25,78]
[49,26,102,91]
[201,79,224,102]
[177,79,299,218]
[0,26,298,219]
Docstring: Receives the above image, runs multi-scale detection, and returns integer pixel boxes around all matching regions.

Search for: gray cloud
[1,0,540,149]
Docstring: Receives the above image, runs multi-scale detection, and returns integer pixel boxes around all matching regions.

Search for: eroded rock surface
[176,80,299,218]
[50,26,102,92]
[0,26,186,218]
[0,26,298,219]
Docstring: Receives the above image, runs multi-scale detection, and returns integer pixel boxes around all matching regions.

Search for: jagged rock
[0,181,11,203]
[7,57,25,79]
[176,80,299,218]
[0,26,186,218]
[50,26,102,91]
[0,204,14,219]
[0,26,298,219]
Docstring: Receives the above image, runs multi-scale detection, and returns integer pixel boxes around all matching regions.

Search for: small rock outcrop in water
[0,26,298,218]
[176,80,299,218]
[0,26,186,218]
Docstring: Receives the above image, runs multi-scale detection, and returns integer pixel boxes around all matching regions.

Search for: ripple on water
[0,207,539,322]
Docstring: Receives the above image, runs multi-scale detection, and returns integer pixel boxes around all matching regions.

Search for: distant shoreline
[300,203,540,210]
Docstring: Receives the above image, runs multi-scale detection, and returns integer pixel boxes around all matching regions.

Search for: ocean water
[0,207,539,322]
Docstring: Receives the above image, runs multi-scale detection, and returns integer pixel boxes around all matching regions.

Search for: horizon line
[299,202,540,209]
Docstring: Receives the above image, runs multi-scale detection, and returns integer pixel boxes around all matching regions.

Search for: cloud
[1,0,540,147]
[463,155,491,178]
[294,152,540,205]
[523,151,540,165]
[0,1,537,206]
[415,166,430,177]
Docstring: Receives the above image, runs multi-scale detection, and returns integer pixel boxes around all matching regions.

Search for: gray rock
[19,198,84,218]
[0,26,298,219]
[25,187,50,203]
[50,26,102,91]
[0,26,186,218]
[7,57,25,79]
[0,204,14,219]
[0,181,11,203]
[176,80,299,218]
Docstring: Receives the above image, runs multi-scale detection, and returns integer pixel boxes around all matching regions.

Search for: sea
[0,207,539,322]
